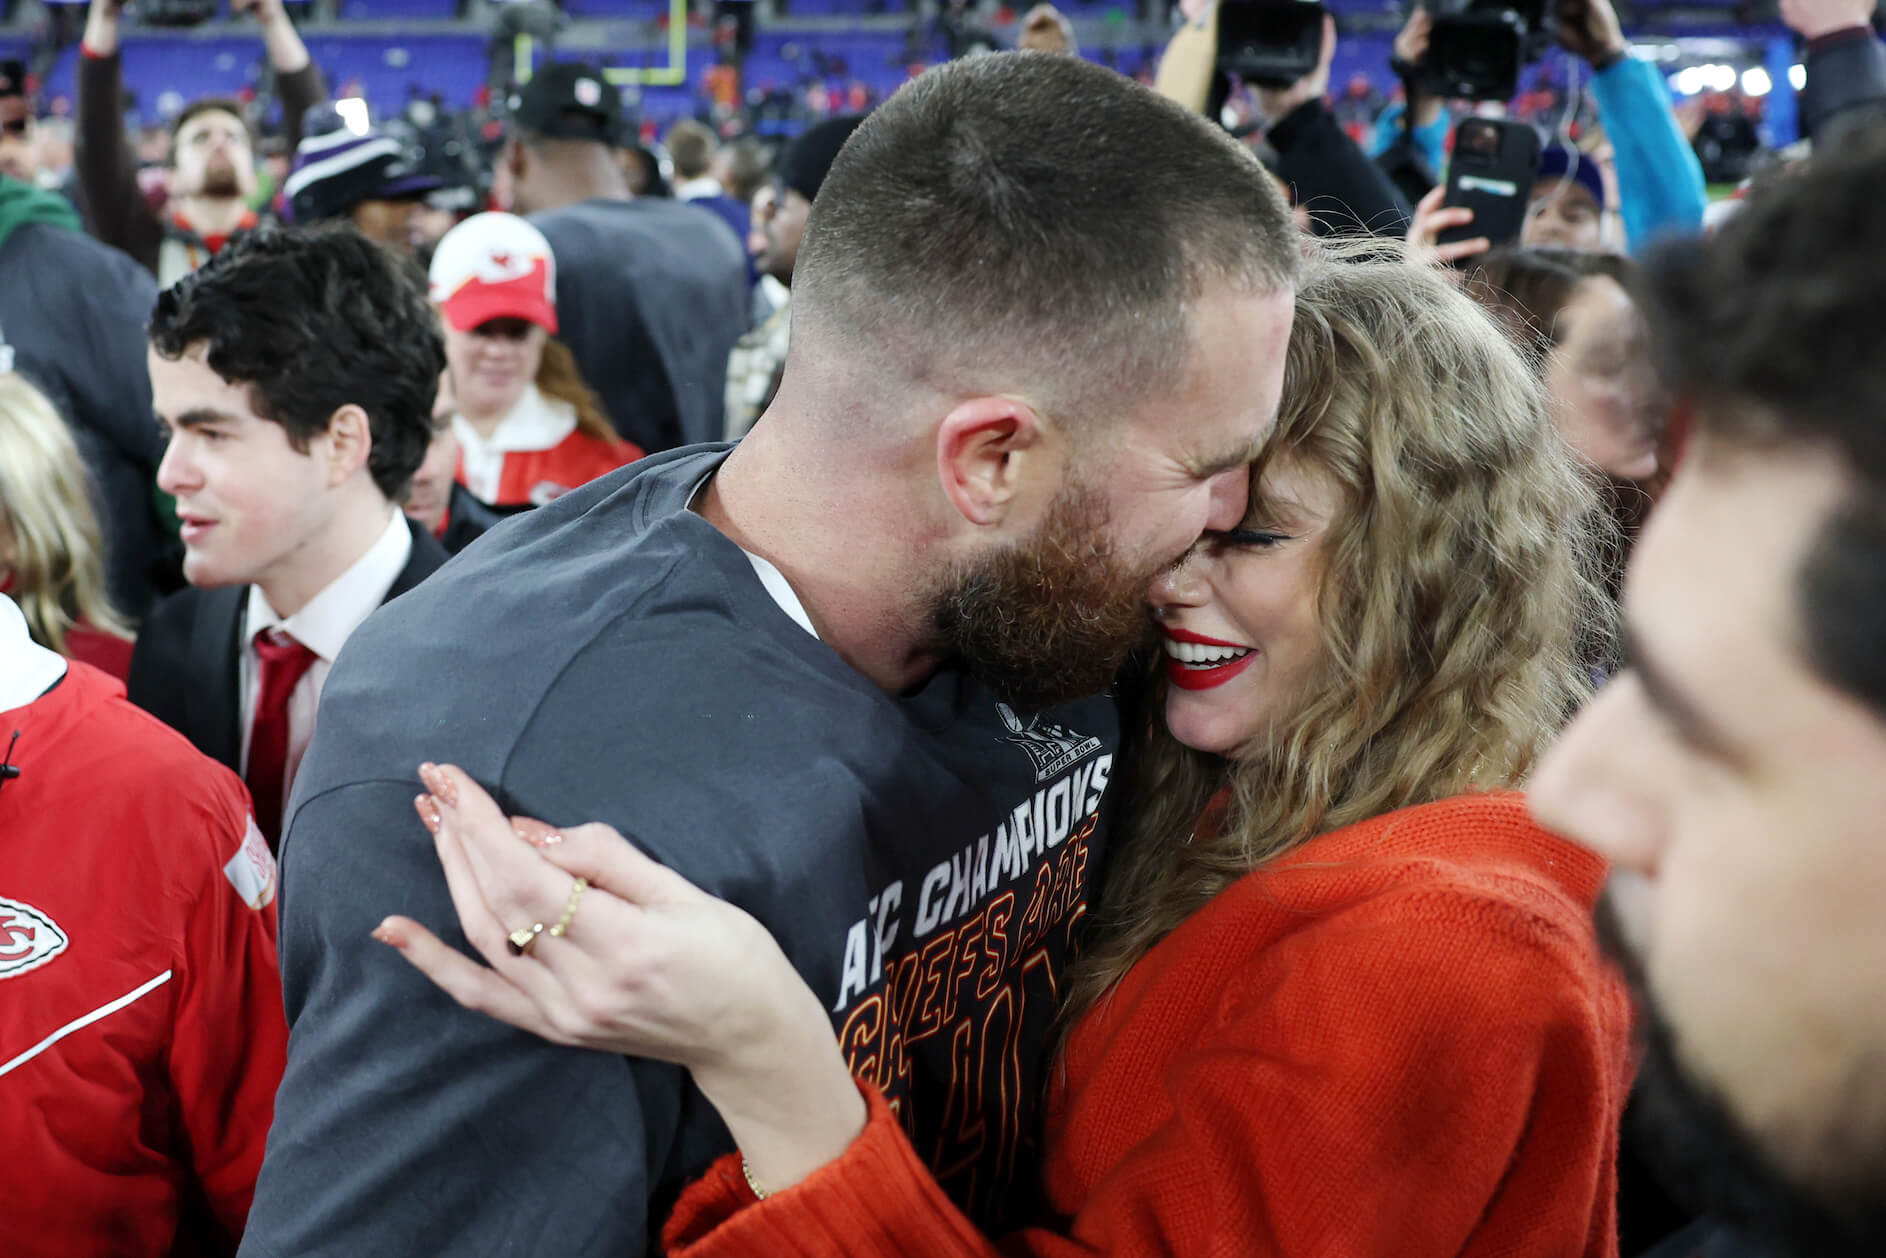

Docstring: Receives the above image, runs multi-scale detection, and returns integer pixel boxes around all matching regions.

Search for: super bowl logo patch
[996,702,1103,783]
[224,816,278,911]
[0,897,69,980]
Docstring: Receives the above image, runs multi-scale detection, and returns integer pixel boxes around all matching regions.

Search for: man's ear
[323,403,375,491]
[935,396,1054,529]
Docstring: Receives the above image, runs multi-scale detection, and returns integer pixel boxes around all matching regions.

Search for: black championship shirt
[238,445,1120,1257]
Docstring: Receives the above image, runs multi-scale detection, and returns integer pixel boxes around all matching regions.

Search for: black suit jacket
[127,516,448,774]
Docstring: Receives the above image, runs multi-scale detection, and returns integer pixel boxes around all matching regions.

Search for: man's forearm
[258,8,311,75]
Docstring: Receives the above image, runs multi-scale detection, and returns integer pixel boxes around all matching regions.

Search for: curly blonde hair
[1063,247,1613,1023]
[0,374,131,657]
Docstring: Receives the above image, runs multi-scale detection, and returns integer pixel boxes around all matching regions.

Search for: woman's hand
[1406,184,1490,267]
[377,763,866,1191]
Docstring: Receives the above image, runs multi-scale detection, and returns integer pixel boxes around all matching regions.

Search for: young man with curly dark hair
[128,223,449,848]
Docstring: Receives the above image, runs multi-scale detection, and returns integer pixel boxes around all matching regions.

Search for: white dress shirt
[238,509,412,798]
[452,383,578,504]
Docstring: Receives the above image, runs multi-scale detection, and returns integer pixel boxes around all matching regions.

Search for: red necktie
[246,628,319,849]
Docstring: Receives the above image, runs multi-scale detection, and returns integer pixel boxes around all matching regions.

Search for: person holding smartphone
[1406,0,1706,262]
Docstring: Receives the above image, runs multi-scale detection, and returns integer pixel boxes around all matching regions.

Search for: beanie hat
[776,114,868,203]
[428,211,558,334]
[1536,144,1607,213]
[284,126,443,225]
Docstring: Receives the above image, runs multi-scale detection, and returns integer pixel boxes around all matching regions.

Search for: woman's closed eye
[1215,528,1292,550]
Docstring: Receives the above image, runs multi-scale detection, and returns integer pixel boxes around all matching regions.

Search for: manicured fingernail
[418,762,458,806]
[414,793,443,835]
[513,818,562,848]
[371,921,398,946]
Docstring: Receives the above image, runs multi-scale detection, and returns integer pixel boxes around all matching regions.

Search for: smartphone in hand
[1438,118,1542,255]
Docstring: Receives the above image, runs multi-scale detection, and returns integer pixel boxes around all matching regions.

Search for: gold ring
[506,922,545,956]
[548,877,588,939]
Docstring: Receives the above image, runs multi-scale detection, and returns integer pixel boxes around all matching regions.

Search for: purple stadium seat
[337,0,458,18]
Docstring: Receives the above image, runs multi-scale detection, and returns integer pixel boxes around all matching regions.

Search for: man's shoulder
[534,198,743,272]
[1,220,153,292]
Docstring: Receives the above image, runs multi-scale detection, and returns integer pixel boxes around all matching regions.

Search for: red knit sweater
[665,792,1634,1258]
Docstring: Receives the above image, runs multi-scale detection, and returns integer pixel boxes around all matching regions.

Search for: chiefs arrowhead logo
[0,897,68,980]
[489,249,512,269]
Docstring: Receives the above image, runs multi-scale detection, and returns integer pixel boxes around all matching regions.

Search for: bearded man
[77,0,325,285]
[238,51,1298,1257]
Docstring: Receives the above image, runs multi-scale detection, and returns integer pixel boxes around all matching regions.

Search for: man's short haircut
[1637,128,1886,714]
[791,52,1298,430]
[148,224,444,503]
[171,97,254,150]
[666,119,716,181]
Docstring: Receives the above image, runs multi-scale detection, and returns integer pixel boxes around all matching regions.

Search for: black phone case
[1437,120,1543,252]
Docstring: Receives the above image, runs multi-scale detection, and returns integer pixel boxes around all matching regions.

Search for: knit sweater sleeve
[665,879,1629,1258]
[1168,881,1631,1256]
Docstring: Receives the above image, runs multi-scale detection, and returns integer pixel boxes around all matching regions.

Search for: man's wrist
[1808,24,1878,52]
[1589,41,1628,71]
[83,10,121,57]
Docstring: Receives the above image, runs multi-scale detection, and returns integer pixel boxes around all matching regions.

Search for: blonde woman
[384,253,1635,1256]
[0,373,133,679]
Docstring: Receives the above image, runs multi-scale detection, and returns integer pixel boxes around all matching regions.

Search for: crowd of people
[3,0,1885,1255]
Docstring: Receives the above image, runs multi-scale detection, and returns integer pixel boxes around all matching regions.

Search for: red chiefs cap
[427,211,559,335]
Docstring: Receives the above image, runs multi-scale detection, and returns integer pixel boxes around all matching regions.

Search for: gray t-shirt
[239,445,1121,1255]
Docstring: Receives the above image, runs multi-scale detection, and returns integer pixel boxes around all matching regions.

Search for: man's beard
[931,480,1161,712]
[194,158,243,199]
[1595,891,1886,1256]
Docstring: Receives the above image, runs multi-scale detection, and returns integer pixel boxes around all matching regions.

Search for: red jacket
[666,793,1635,1258]
[0,662,287,1257]
[459,429,643,509]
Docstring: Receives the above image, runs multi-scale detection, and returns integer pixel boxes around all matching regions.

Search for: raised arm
[234,0,327,157]
[1560,0,1708,250]
[77,1,164,274]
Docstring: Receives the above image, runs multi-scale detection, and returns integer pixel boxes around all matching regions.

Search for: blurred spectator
[501,62,748,452]
[427,212,641,508]
[0,374,133,679]
[1531,0,1705,251]
[0,590,287,1258]
[667,118,752,274]
[1525,144,1610,251]
[725,114,865,439]
[284,124,445,258]
[1466,247,1661,484]
[404,368,500,555]
[621,139,674,197]
[77,0,327,285]
[128,227,448,848]
[1016,3,1077,54]
[1,59,37,185]
[0,169,168,618]
[710,134,771,205]
[34,116,76,196]
[1530,127,1886,1258]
